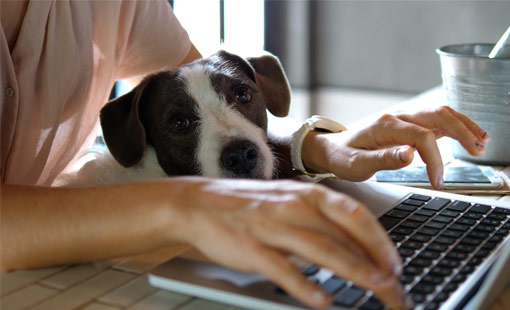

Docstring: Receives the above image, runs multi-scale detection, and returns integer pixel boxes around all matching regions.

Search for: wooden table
[1,87,509,310]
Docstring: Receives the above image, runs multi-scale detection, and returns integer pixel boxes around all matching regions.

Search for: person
[0,1,490,309]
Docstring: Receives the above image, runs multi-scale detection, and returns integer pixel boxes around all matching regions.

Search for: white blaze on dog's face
[100,51,290,180]
[179,63,274,179]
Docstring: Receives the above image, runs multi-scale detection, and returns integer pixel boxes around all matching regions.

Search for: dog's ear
[100,80,149,167]
[246,54,291,117]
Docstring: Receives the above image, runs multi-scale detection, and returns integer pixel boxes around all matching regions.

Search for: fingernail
[398,148,411,163]
[392,263,403,276]
[436,176,444,190]
[475,141,486,149]
[402,294,415,309]
[479,129,488,139]
[311,288,329,304]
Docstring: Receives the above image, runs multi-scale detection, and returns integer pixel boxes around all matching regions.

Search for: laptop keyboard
[280,194,510,310]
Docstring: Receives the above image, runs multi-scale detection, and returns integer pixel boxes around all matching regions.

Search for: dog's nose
[220,140,258,176]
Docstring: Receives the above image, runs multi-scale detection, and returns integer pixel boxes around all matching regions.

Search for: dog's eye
[169,114,190,132]
[233,86,252,104]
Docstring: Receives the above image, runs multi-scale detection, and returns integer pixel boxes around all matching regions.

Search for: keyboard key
[424,301,440,310]
[449,223,470,232]
[303,265,320,276]
[425,221,447,230]
[408,214,429,223]
[461,237,482,246]
[441,229,464,239]
[430,266,453,277]
[468,257,484,266]
[467,230,490,240]
[456,217,476,225]
[321,277,346,294]
[459,265,475,275]
[423,198,450,211]
[493,207,510,215]
[386,209,411,219]
[393,226,414,235]
[454,244,476,253]
[410,234,432,243]
[482,241,498,250]
[418,227,440,236]
[399,247,415,258]
[404,266,424,276]
[489,235,503,243]
[422,274,444,285]
[390,233,406,242]
[402,240,424,249]
[410,194,431,201]
[379,216,400,230]
[432,215,453,224]
[445,251,468,261]
[474,224,495,233]
[409,257,432,268]
[451,273,467,284]
[440,210,460,218]
[496,228,509,236]
[443,282,458,293]
[481,218,502,226]
[433,291,450,302]
[396,204,418,212]
[418,250,441,260]
[333,287,365,307]
[463,212,483,220]
[435,236,456,245]
[447,201,470,212]
[474,249,491,259]
[438,259,460,268]
[427,242,448,252]
[416,209,436,217]
[401,220,422,229]
[359,296,385,310]
[410,292,426,304]
[470,204,491,214]
[412,282,436,294]
[399,274,415,284]
[487,212,507,221]
[403,198,425,206]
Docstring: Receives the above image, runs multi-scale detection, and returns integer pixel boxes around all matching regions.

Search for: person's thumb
[363,146,414,172]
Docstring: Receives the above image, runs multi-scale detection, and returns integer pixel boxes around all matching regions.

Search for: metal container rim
[436,43,508,59]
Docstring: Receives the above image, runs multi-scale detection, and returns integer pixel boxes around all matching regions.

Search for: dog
[55,50,291,187]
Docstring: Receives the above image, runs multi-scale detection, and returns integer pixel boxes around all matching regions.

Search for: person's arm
[0,177,410,310]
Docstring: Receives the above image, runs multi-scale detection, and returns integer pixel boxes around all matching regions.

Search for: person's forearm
[0,180,195,272]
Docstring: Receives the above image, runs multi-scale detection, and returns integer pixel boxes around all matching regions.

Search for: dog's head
[100,50,290,179]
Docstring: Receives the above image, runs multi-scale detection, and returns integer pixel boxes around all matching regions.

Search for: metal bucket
[437,43,510,165]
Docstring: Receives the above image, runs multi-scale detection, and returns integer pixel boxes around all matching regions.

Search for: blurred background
[170,0,510,124]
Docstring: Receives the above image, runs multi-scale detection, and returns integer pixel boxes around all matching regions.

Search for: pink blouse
[1,0,191,185]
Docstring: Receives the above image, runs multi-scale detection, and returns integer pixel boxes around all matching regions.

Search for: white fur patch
[180,65,274,179]
[54,146,166,187]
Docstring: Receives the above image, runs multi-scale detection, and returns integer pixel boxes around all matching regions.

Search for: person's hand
[303,105,490,189]
[170,178,411,309]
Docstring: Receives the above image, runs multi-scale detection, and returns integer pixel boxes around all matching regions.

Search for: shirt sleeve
[116,0,192,79]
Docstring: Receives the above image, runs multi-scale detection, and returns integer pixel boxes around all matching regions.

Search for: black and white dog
[56,51,291,186]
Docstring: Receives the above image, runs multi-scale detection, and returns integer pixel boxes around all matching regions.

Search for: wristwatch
[290,115,347,182]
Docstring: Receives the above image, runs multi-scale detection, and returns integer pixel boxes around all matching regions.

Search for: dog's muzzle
[220,140,260,178]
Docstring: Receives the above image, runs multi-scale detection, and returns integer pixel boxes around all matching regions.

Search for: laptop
[148,179,510,310]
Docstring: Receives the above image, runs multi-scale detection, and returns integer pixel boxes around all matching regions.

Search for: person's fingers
[314,193,402,275]
[397,106,489,156]
[250,246,333,308]
[250,220,408,309]
[364,115,445,189]
[348,146,415,179]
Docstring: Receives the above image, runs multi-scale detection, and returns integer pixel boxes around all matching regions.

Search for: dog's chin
[218,162,274,180]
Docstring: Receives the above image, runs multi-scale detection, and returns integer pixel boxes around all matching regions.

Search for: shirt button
[5,87,15,97]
